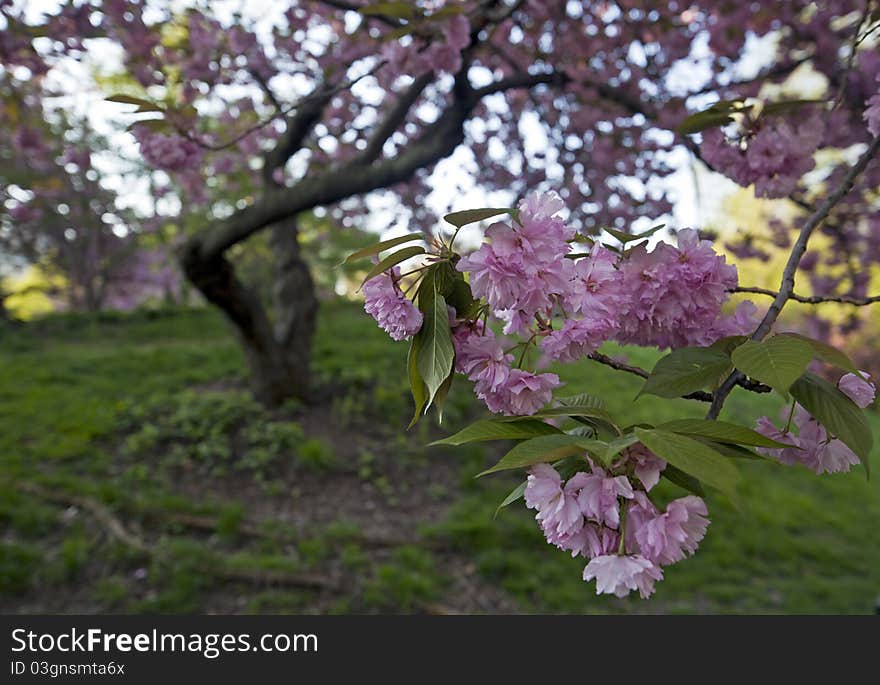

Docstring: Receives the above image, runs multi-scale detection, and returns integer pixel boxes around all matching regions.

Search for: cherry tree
[1,0,878,413]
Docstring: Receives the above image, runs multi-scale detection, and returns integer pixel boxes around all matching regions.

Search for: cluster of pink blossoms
[362,266,424,342]
[756,372,875,474]
[449,191,754,412]
[134,129,203,173]
[525,446,709,599]
[362,190,758,416]
[700,113,824,199]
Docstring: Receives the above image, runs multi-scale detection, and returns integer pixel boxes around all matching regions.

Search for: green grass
[1,302,878,613]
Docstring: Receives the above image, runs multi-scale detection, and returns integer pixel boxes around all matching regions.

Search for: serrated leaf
[656,419,795,449]
[603,223,665,245]
[431,419,560,446]
[498,405,617,426]
[676,99,749,135]
[106,94,163,112]
[557,393,605,409]
[358,1,419,19]
[661,464,706,497]
[774,332,864,378]
[416,287,454,410]
[406,337,426,429]
[478,435,607,476]
[360,245,425,285]
[345,233,423,263]
[692,438,762,460]
[604,433,641,461]
[432,371,454,423]
[495,481,527,517]
[635,428,740,501]
[731,335,814,398]
[445,278,479,319]
[790,372,872,476]
[709,335,748,355]
[443,207,513,228]
[639,347,733,399]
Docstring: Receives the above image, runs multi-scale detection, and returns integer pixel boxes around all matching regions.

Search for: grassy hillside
[1,302,878,613]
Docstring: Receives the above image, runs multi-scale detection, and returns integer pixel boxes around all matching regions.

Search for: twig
[707,135,880,419]
[733,286,880,306]
[586,351,771,402]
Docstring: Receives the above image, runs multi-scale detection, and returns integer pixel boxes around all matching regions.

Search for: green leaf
[478,435,607,476]
[639,347,733,399]
[692,439,762,461]
[360,245,425,285]
[676,99,749,135]
[709,335,748,355]
[431,419,560,446]
[604,433,641,461]
[432,371,454,424]
[635,428,740,501]
[443,207,513,228]
[416,287,454,410]
[731,335,814,398]
[106,94,163,113]
[499,405,617,426]
[603,223,665,245]
[445,277,479,319]
[495,481,527,518]
[656,419,796,449]
[406,337,426,429]
[661,464,706,497]
[790,372,873,474]
[345,233,423,264]
[557,393,605,409]
[774,332,864,378]
[358,2,419,20]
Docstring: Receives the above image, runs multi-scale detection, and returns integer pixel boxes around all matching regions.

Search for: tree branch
[355,71,435,165]
[707,134,880,419]
[586,351,771,403]
[733,286,880,306]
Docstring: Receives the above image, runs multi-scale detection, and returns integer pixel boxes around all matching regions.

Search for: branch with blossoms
[348,130,878,598]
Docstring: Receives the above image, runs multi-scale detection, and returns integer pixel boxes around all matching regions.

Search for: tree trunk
[180,217,317,407]
[271,217,319,383]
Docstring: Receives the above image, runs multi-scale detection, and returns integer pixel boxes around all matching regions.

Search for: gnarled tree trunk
[181,215,317,407]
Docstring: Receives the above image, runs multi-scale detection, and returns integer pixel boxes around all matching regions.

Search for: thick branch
[189,70,562,262]
[707,135,880,419]
[356,71,434,165]
[733,286,880,307]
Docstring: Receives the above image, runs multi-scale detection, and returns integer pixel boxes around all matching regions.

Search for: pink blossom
[540,313,616,362]
[756,408,860,475]
[615,229,739,349]
[479,369,560,416]
[627,492,709,566]
[135,129,202,172]
[837,371,875,409]
[575,468,634,529]
[563,244,622,316]
[452,324,513,393]
[525,465,584,552]
[363,267,423,341]
[617,444,666,491]
[582,554,663,599]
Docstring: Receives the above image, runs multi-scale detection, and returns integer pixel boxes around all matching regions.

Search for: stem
[707,134,880,420]
[732,286,880,307]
